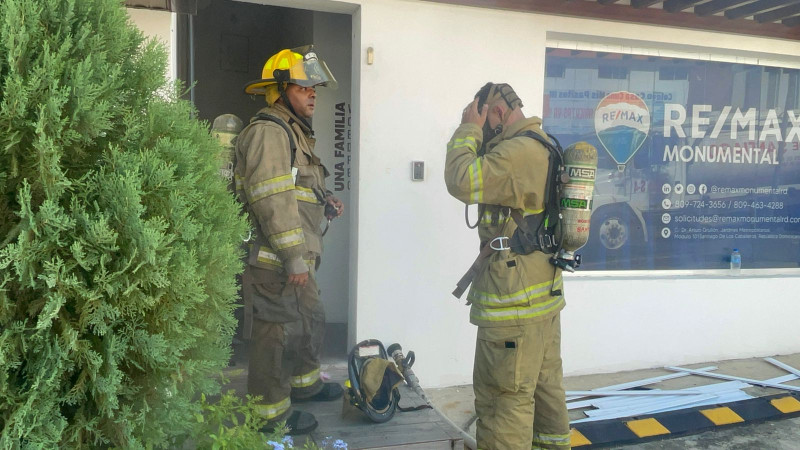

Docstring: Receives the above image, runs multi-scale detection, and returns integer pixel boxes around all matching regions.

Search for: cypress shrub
[0,0,248,447]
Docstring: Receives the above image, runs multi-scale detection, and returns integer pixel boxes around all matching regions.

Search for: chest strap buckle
[490,236,510,251]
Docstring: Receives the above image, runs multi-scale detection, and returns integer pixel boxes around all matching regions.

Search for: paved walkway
[224,355,465,449]
[612,416,800,449]
[427,353,800,449]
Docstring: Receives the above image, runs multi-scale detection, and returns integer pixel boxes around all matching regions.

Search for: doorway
[181,0,355,358]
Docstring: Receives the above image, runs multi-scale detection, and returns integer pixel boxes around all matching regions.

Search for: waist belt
[452,232,510,300]
[453,209,558,300]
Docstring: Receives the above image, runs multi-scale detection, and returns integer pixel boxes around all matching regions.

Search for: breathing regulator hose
[387,343,478,450]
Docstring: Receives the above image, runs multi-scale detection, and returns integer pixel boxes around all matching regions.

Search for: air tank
[211,114,244,190]
[557,141,598,268]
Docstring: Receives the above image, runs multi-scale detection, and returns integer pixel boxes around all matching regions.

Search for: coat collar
[257,103,313,136]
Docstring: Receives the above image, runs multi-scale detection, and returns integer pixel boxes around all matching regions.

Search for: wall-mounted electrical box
[411,161,425,181]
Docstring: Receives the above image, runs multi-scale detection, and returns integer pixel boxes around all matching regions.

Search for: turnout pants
[244,266,326,422]
[473,314,571,450]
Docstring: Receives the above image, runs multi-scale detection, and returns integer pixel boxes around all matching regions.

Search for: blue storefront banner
[544,49,800,270]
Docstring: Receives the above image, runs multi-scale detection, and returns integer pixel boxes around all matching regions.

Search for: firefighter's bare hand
[462,98,488,127]
[287,271,309,287]
[325,194,344,218]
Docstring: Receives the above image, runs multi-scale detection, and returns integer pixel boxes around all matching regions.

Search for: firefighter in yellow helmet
[444,83,571,449]
[235,45,344,435]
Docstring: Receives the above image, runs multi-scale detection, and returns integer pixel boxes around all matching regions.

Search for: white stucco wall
[350,0,800,388]
[134,0,800,388]
[126,8,175,81]
[313,11,354,324]
[353,0,549,389]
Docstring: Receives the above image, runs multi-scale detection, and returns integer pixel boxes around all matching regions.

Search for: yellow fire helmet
[244,45,338,95]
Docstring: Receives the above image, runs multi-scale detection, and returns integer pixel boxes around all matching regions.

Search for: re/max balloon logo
[594,91,651,166]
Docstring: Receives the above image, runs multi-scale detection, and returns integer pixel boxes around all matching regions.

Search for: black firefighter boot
[262,410,318,436]
[291,382,344,403]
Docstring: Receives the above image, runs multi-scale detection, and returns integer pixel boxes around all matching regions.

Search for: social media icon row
[662,183,707,195]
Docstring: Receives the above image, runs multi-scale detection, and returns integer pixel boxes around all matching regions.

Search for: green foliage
[184,385,356,450]
[0,0,248,447]
[188,390,278,450]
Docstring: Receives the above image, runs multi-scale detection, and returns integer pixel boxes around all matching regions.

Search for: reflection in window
[546,64,565,78]
[743,68,761,110]
[764,67,780,110]
[658,66,688,81]
[598,65,629,80]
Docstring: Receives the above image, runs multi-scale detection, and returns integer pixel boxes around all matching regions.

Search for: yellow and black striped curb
[569,392,800,448]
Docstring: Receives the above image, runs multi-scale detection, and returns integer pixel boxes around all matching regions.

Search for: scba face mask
[345,340,404,423]
[480,122,503,155]
[474,82,524,155]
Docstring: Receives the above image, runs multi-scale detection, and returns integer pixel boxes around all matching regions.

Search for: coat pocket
[470,254,528,309]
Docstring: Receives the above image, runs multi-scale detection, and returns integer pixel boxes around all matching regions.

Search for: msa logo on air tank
[567,166,596,181]
[560,197,592,210]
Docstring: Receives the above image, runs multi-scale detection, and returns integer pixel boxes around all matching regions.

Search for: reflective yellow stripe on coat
[295,186,319,204]
[248,174,294,202]
[269,227,305,250]
[255,246,315,270]
[480,209,510,226]
[469,278,563,308]
[468,159,484,203]
[447,136,477,153]
[256,246,283,268]
[470,277,564,323]
[234,174,244,194]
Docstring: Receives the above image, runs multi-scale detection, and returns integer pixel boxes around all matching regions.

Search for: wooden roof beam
[694,0,751,16]
[422,0,800,39]
[755,3,800,22]
[725,0,798,20]
[663,0,704,12]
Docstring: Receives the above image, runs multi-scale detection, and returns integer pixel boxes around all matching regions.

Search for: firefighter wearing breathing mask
[444,83,571,450]
[235,45,345,436]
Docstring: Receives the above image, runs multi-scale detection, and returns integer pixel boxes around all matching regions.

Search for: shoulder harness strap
[254,113,298,167]
[509,130,565,255]
[519,131,564,224]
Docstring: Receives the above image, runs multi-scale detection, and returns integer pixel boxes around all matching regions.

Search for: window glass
[543,50,800,270]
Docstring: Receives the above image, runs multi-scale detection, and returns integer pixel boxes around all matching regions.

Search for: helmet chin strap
[274,69,314,131]
[277,83,314,132]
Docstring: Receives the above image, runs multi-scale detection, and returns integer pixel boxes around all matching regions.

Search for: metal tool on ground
[568,359,800,425]
[666,365,800,392]
[566,365,718,402]
[766,357,800,377]
[388,342,478,450]
[387,343,431,410]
